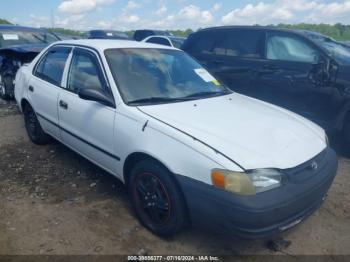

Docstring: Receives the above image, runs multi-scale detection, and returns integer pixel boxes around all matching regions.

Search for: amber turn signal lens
[211,170,226,189]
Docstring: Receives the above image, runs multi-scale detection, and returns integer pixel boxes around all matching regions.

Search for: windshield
[105,48,230,105]
[0,29,59,48]
[317,40,350,64]
[305,34,350,64]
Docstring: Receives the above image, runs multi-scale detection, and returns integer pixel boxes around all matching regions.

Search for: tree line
[1,18,350,40]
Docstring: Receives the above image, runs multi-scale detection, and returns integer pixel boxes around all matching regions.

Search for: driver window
[267,34,319,63]
[67,49,105,93]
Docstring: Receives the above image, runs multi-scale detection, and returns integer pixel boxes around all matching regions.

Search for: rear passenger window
[35,47,71,86]
[213,30,264,58]
[67,49,105,93]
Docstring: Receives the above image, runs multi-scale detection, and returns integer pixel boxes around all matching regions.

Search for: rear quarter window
[35,47,71,86]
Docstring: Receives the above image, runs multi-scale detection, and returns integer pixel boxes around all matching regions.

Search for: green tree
[0,18,12,25]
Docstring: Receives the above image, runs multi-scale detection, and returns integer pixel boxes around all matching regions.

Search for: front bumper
[176,147,338,239]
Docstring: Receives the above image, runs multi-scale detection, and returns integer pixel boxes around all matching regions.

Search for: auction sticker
[2,34,19,40]
[194,68,216,82]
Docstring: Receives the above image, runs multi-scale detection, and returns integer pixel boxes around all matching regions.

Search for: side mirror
[78,88,115,108]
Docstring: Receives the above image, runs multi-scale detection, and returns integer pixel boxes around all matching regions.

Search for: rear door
[29,46,72,139]
[58,47,118,174]
[184,28,265,94]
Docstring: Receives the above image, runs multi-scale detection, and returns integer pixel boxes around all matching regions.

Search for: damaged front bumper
[176,147,338,239]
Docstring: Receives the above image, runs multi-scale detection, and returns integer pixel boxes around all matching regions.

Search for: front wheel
[24,104,51,145]
[128,160,188,237]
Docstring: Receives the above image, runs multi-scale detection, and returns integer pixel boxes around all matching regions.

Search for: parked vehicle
[133,29,172,41]
[0,25,60,100]
[15,40,337,238]
[142,35,186,49]
[182,26,350,148]
[51,32,82,40]
[86,30,131,40]
[340,41,350,48]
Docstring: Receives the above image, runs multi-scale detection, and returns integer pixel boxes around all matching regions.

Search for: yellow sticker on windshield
[212,79,221,86]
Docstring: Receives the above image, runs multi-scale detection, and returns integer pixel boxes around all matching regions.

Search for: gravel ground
[0,99,349,256]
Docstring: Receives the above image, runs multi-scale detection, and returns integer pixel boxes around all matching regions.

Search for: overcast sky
[2,0,350,31]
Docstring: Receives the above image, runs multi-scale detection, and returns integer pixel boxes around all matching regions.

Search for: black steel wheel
[129,159,187,237]
[24,104,51,145]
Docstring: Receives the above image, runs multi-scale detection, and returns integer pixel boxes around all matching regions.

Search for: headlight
[211,168,282,196]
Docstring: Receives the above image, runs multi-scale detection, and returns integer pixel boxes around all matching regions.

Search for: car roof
[197,25,304,35]
[90,30,125,33]
[0,25,44,31]
[54,39,177,51]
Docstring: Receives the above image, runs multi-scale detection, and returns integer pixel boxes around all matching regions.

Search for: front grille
[283,148,329,183]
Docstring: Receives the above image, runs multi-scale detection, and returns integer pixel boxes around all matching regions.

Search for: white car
[15,40,337,238]
[142,35,185,49]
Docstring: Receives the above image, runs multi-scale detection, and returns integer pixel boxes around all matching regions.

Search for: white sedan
[14,40,337,238]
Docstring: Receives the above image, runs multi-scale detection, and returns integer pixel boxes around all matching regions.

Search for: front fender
[114,107,243,185]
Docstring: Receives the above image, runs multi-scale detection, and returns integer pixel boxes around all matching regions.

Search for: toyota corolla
[14,40,337,238]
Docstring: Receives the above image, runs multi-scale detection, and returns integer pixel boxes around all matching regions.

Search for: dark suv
[182,26,350,148]
[133,30,173,41]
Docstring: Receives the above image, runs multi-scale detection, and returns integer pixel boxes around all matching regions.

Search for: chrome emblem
[310,161,318,170]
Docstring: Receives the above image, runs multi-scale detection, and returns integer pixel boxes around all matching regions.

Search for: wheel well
[123,152,191,225]
[21,99,30,112]
[123,152,164,185]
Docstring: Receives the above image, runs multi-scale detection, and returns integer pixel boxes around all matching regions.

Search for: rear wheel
[24,104,51,145]
[128,160,187,237]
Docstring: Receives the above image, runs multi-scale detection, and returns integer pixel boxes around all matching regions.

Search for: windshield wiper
[127,97,185,105]
[184,90,231,99]
[32,34,47,44]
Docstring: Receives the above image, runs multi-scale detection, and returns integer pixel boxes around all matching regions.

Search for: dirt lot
[0,98,349,256]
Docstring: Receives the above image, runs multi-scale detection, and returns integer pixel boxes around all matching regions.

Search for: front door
[255,31,338,128]
[58,47,118,174]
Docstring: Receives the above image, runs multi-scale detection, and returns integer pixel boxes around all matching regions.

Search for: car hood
[138,93,326,170]
[0,43,48,54]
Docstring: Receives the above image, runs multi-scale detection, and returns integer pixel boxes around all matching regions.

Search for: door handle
[262,64,279,71]
[212,60,224,64]
[29,86,34,92]
[59,100,68,110]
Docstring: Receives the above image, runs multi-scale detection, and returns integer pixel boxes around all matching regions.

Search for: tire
[128,159,187,237]
[0,75,12,101]
[24,104,51,145]
[343,118,350,155]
